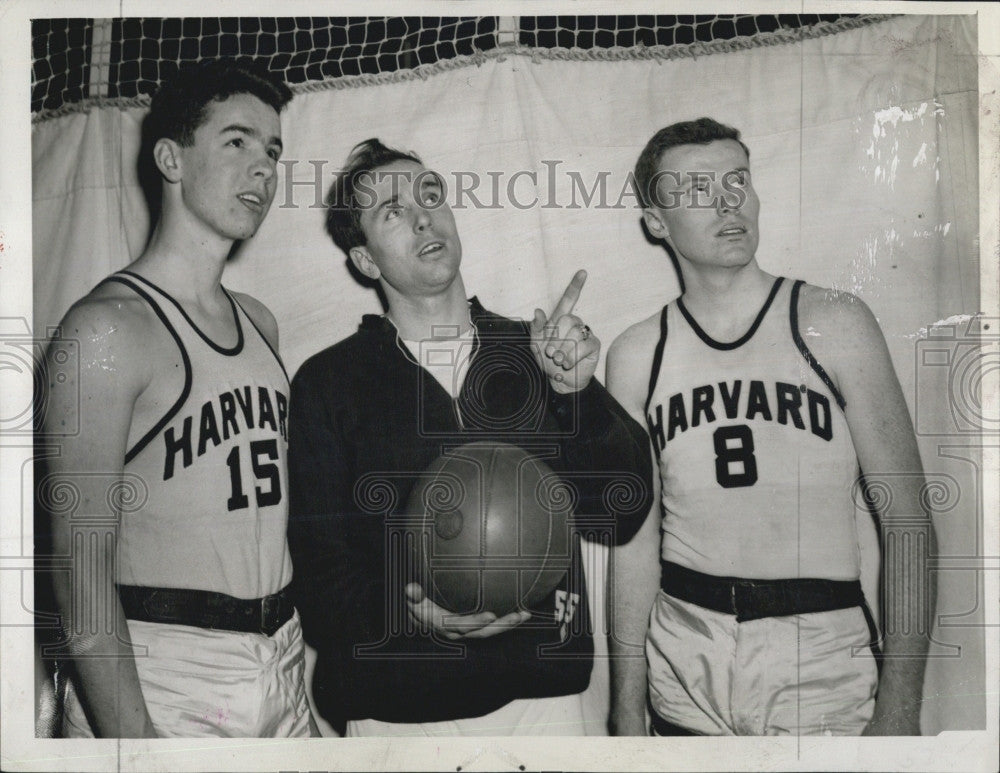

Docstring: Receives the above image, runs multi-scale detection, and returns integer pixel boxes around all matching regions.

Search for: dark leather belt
[117,584,294,636]
[650,711,698,736]
[660,561,863,623]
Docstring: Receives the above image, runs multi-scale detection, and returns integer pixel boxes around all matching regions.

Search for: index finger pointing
[549,269,588,321]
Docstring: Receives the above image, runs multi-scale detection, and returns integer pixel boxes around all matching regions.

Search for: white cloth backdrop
[32,14,983,734]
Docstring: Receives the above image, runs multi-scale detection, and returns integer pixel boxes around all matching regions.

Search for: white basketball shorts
[63,611,312,737]
[646,591,877,735]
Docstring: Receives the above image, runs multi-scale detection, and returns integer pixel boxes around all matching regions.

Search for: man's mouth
[237,192,265,211]
[716,224,746,237]
[418,241,445,257]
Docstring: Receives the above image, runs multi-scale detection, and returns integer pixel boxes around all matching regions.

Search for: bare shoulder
[47,280,164,408]
[230,290,279,349]
[606,310,665,410]
[796,283,885,352]
[609,310,665,368]
[57,281,160,360]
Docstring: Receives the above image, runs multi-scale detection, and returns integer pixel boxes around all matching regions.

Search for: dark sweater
[288,299,653,727]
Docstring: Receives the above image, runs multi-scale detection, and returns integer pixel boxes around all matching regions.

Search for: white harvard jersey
[110,271,293,599]
[645,278,861,580]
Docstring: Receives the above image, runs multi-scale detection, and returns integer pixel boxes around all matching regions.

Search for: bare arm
[605,320,662,736]
[41,297,157,737]
[607,499,660,736]
[805,288,936,735]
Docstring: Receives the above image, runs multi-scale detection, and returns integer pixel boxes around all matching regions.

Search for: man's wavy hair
[145,58,292,148]
[325,138,423,255]
[634,117,750,209]
[139,59,292,220]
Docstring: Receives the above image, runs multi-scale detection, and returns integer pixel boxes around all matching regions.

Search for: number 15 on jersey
[226,439,283,511]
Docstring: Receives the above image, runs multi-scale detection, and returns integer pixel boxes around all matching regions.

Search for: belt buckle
[260,594,280,635]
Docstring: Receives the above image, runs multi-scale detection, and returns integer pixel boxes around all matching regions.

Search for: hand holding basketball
[530,270,600,394]
[405,583,531,640]
[405,443,574,624]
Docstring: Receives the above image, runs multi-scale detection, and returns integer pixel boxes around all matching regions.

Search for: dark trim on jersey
[790,279,847,411]
[644,305,670,455]
[120,270,244,356]
[676,276,784,351]
[227,290,290,385]
[101,275,193,465]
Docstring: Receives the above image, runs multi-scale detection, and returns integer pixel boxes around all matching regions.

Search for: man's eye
[423,191,440,204]
[227,137,244,148]
[385,207,400,220]
[267,148,281,161]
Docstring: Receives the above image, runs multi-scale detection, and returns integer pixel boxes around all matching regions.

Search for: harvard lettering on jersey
[162,384,288,483]
[107,271,293,600]
[645,278,861,580]
[648,378,834,450]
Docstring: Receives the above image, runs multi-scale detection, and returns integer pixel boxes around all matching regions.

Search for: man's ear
[153,138,183,183]
[349,246,381,281]
[642,207,669,241]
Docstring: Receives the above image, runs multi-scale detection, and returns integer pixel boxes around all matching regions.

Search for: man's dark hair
[138,59,292,224]
[634,117,750,208]
[145,58,292,148]
[325,138,422,255]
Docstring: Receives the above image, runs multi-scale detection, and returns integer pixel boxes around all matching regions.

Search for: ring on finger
[580,324,592,341]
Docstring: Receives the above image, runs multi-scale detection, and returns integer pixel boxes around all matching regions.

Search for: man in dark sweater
[288,139,653,735]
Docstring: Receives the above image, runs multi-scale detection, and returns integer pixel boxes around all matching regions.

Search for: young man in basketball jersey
[606,118,935,736]
[39,60,314,737]
[287,139,653,735]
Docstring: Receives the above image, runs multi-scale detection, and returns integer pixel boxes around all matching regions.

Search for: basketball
[405,442,573,617]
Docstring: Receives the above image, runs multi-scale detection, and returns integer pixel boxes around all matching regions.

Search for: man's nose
[717,187,741,215]
[414,206,432,231]
[252,152,275,181]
